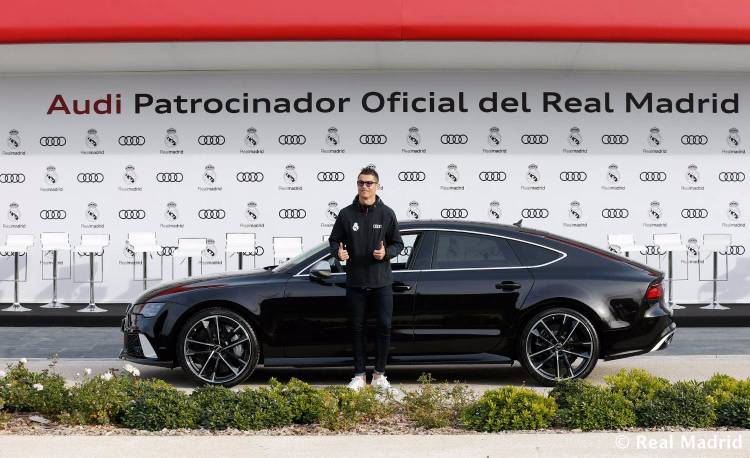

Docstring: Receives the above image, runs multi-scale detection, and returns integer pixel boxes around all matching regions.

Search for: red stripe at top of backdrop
[2,0,750,44]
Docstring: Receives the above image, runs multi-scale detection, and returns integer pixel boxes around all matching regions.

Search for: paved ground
[0,432,748,457]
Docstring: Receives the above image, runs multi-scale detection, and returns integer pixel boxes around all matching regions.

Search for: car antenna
[513,219,523,228]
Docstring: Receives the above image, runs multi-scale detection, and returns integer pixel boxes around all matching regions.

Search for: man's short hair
[358,167,379,182]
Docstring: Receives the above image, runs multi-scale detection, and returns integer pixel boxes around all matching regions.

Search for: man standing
[328,167,403,390]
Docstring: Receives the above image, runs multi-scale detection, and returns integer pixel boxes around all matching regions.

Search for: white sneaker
[370,375,391,390]
[347,375,366,391]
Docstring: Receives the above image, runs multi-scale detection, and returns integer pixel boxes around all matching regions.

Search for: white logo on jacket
[373,224,382,229]
[352,222,359,231]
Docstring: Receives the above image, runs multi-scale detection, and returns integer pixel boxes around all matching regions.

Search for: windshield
[271,241,328,273]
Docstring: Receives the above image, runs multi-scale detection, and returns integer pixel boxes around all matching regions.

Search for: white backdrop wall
[0,71,747,304]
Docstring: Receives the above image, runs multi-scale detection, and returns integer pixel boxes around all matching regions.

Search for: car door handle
[392,282,412,292]
[496,281,521,291]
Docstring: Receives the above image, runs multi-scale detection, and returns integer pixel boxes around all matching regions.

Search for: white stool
[699,234,731,310]
[273,237,303,266]
[173,238,207,278]
[653,233,688,311]
[0,234,34,312]
[128,232,163,290]
[75,234,110,313]
[607,233,646,258]
[225,233,256,270]
[40,232,71,309]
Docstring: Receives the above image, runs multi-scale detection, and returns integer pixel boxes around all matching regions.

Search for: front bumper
[120,316,177,368]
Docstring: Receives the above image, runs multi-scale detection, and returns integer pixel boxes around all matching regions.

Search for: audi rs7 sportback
[121,220,676,386]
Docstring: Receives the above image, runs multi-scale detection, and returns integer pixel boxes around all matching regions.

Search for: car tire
[518,307,600,386]
[176,307,260,387]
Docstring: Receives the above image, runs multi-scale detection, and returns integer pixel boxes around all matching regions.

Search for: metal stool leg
[667,251,685,310]
[238,252,243,270]
[142,252,148,291]
[41,250,69,308]
[78,253,106,313]
[187,256,192,277]
[2,252,30,312]
[701,252,730,310]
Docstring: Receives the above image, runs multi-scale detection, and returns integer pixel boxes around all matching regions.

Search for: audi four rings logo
[440,134,468,144]
[441,208,469,218]
[198,135,226,145]
[317,172,345,182]
[118,209,146,219]
[681,209,709,218]
[236,172,264,182]
[521,208,550,218]
[478,171,507,181]
[118,136,146,146]
[639,171,668,181]
[39,209,66,220]
[278,135,306,145]
[398,171,426,181]
[601,134,629,144]
[0,173,25,183]
[198,209,226,219]
[76,173,104,183]
[279,209,306,219]
[359,134,387,144]
[521,134,549,144]
[156,172,184,182]
[681,135,708,145]
[39,136,66,146]
[641,245,665,256]
[159,246,177,257]
[722,245,746,256]
[601,208,630,218]
[559,171,588,181]
[719,172,746,182]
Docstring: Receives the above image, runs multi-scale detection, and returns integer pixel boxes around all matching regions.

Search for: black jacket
[328,194,404,288]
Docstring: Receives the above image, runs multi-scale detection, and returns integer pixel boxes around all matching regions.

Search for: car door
[279,232,423,360]
[412,230,534,356]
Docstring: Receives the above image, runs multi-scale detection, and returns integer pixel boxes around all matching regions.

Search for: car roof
[399,219,529,234]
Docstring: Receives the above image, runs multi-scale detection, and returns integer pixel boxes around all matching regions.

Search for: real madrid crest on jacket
[328,195,404,288]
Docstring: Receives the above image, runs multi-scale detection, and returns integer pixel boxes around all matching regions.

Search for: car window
[507,239,563,266]
[432,232,520,269]
[304,232,421,274]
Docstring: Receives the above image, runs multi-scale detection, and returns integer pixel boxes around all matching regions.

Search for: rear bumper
[602,316,677,361]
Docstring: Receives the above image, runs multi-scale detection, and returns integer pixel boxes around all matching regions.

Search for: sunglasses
[357,180,378,188]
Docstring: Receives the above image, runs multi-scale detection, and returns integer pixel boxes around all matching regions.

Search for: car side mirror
[309,261,332,281]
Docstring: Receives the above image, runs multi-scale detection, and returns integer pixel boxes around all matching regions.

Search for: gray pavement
[0,432,749,457]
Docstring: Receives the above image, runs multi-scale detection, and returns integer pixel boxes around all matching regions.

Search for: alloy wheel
[524,312,594,381]
[182,314,253,384]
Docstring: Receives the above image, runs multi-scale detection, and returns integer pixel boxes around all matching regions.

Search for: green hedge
[1,361,749,432]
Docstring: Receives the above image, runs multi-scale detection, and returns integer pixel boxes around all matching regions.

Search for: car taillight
[645,283,663,301]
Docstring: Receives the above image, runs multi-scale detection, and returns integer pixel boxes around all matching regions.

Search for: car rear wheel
[518,307,599,386]
[176,307,259,387]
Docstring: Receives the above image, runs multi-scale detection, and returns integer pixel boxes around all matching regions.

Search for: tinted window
[308,233,421,274]
[507,239,562,266]
[432,232,520,269]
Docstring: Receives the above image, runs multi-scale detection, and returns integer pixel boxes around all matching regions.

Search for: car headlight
[131,302,166,318]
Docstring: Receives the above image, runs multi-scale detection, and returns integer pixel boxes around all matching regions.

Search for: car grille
[124,333,144,359]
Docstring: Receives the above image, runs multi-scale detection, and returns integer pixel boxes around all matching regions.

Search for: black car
[120,220,676,386]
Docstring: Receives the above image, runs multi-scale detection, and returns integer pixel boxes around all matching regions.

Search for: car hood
[133,268,274,304]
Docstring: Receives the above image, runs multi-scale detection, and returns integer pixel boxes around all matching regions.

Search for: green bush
[636,381,716,428]
[122,379,197,430]
[402,373,475,429]
[0,361,69,415]
[319,385,393,430]
[604,369,670,408]
[191,385,239,430]
[64,374,138,425]
[551,379,636,431]
[716,396,750,428]
[461,387,556,431]
[703,374,750,406]
[280,378,338,425]
[233,386,294,430]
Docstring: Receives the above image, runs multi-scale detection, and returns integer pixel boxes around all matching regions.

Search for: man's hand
[373,240,386,261]
[338,242,349,261]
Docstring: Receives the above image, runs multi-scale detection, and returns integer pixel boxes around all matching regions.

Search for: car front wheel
[176,307,259,387]
[518,307,600,386]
